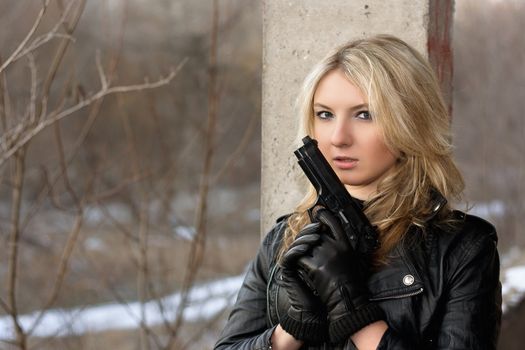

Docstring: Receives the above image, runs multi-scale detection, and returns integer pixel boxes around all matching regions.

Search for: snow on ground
[1,259,524,340]
[0,198,522,340]
[0,262,524,339]
[0,275,244,340]
[501,265,525,313]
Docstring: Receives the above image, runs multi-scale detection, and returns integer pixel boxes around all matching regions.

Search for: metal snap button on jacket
[403,274,415,286]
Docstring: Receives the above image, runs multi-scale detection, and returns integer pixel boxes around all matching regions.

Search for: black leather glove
[279,223,328,342]
[297,207,384,343]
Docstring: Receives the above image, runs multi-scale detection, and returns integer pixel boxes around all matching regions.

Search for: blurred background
[0,0,523,349]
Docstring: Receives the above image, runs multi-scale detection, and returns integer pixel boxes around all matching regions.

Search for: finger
[293,261,322,297]
[284,243,310,259]
[315,208,347,244]
[290,232,321,249]
[283,230,322,265]
[282,243,312,267]
[295,222,321,239]
[295,252,317,274]
[282,233,322,266]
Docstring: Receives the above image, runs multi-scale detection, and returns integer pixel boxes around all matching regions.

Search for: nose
[330,117,352,147]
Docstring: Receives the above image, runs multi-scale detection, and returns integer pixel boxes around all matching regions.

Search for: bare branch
[0,57,13,134]
[0,0,51,74]
[211,110,258,185]
[52,108,81,212]
[27,200,85,336]
[6,148,28,349]
[0,0,80,76]
[38,0,86,117]
[169,0,220,345]
[0,58,187,168]
[19,9,131,233]
[13,33,75,68]
[118,101,153,350]
[27,54,38,125]
[96,50,108,90]
[89,172,148,202]
[0,57,7,133]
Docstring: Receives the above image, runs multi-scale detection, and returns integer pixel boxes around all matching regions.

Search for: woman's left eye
[355,111,372,120]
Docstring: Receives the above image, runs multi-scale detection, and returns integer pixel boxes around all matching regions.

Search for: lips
[333,156,358,170]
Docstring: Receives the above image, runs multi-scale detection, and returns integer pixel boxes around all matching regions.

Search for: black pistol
[294,136,378,253]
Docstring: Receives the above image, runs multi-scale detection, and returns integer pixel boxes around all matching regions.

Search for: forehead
[313,69,367,106]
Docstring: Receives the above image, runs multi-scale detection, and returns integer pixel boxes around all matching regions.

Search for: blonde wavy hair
[280,34,464,264]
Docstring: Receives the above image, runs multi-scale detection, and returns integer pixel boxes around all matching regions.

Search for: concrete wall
[261,0,454,234]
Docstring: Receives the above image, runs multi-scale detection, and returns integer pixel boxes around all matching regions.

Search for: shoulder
[453,211,497,246]
[259,214,291,263]
[458,211,497,238]
[262,214,290,244]
[435,210,498,267]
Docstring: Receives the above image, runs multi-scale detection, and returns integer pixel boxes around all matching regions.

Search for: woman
[215,34,501,349]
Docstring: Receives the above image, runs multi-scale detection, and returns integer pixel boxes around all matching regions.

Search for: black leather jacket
[215,206,501,349]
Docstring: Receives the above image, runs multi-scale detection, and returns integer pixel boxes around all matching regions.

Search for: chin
[339,173,370,186]
[339,177,363,187]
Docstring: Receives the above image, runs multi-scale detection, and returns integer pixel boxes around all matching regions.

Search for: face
[312,69,398,200]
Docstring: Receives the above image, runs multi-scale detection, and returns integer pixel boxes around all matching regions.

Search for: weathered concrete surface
[261,0,454,234]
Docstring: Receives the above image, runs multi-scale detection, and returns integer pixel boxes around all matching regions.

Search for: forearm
[350,321,388,350]
[270,325,304,350]
[215,327,277,350]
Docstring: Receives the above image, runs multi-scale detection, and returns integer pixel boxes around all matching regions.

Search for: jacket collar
[424,189,447,222]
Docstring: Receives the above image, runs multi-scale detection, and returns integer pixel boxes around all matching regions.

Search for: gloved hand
[296,207,384,343]
[279,222,328,342]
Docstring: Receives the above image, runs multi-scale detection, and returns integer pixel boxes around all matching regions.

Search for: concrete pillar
[261,0,454,234]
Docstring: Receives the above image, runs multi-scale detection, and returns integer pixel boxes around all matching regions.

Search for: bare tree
[0,1,185,349]
[0,0,262,349]
[453,0,525,251]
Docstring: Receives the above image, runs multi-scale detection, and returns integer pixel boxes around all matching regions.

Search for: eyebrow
[313,103,369,111]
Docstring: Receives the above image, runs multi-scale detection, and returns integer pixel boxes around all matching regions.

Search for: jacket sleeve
[377,225,502,349]
[214,222,283,350]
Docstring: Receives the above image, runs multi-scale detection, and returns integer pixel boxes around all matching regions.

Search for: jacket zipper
[369,287,424,301]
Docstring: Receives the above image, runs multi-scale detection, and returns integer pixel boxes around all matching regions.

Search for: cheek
[361,131,395,161]
[312,124,331,158]
[313,121,327,143]
[312,119,332,143]
[370,141,398,167]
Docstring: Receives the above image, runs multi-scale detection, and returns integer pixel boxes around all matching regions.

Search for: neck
[345,185,373,201]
